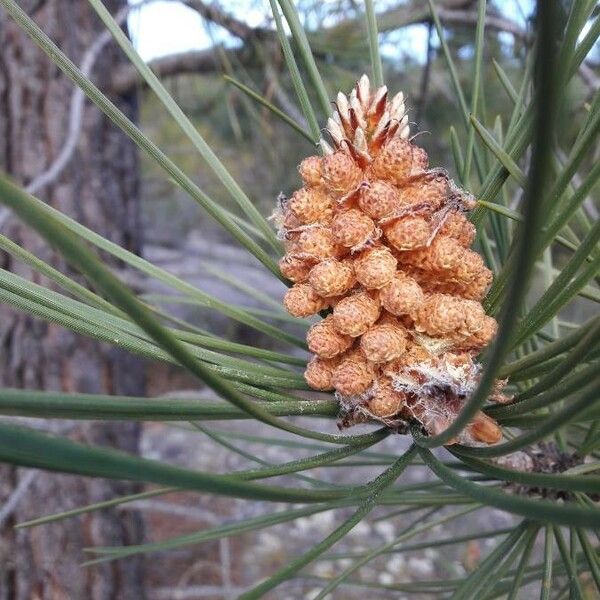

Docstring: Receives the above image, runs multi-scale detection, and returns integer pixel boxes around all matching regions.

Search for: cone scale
[278,75,507,446]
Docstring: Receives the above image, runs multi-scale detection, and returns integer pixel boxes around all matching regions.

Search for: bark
[0,1,146,598]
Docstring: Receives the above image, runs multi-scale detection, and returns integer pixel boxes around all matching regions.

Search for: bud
[279,254,314,283]
[307,315,353,358]
[304,356,339,391]
[322,151,363,197]
[283,283,328,317]
[414,293,466,337]
[370,138,415,184]
[354,246,397,289]
[461,300,487,336]
[400,235,464,273]
[283,209,303,230]
[308,258,355,297]
[384,340,434,377]
[366,377,406,418]
[453,251,488,284]
[298,155,323,187]
[332,350,375,396]
[358,180,400,220]
[440,211,476,247]
[297,226,340,259]
[379,273,424,317]
[288,188,333,224]
[332,291,380,337]
[360,322,408,363]
[461,315,498,351]
[331,209,376,248]
[469,413,502,444]
[401,176,448,211]
[385,215,431,251]
[411,146,429,172]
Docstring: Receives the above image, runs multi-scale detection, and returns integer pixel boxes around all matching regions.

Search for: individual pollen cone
[396,177,446,211]
[413,235,464,272]
[411,269,492,302]
[288,188,333,224]
[469,412,502,444]
[297,226,339,259]
[463,269,494,301]
[304,356,339,391]
[439,211,476,247]
[358,180,399,219]
[331,209,376,248]
[366,378,406,418]
[307,315,353,359]
[384,215,431,251]
[414,293,470,337]
[333,291,380,337]
[322,151,363,196]
[354,246,397,289]
[370,138,418,184]
[360,322,408,364]
[298,155,323,187]
[380,272,424,317]
[460,315,498,351]
[331,350,375,396]
[308,258,354,297]
[459,301,488,338]
[283,283,328,317]
[278,254,314,283]
[278,75,505,447]
[453,251,488,284]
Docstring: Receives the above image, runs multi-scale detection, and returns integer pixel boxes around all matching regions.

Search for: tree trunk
[0,1,146,598]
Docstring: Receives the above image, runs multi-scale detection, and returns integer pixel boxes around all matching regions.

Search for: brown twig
[112,1,600,94]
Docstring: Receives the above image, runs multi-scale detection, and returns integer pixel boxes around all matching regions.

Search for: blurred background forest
[0,0,598,598]
[130,0,598,344]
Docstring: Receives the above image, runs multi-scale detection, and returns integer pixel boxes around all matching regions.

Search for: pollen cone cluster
[278,75,508,447]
